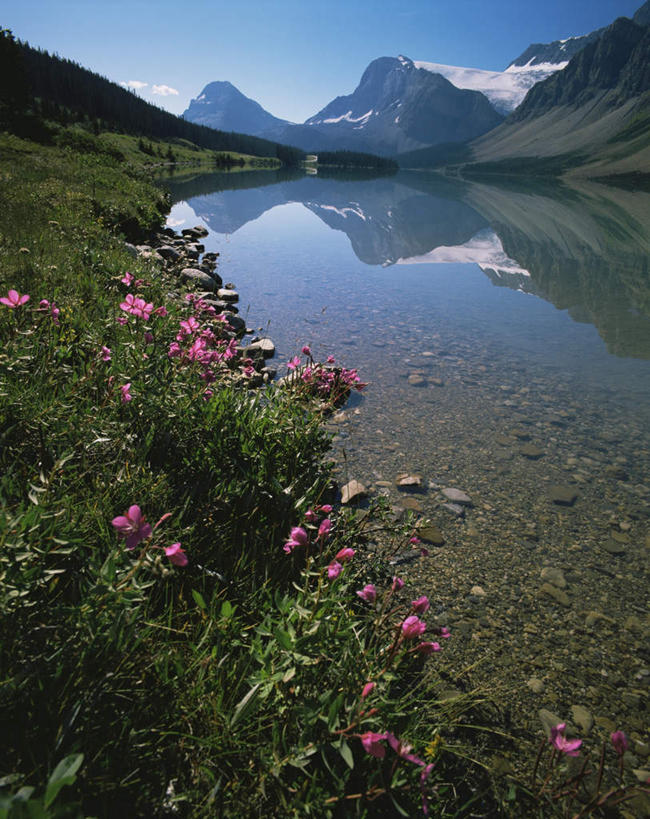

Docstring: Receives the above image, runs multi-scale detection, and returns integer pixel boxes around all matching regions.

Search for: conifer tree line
[0,28,305,165]
[316,150,398,170]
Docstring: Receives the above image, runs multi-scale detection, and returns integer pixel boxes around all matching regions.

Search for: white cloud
[152,84,179,96]
[120,80,148,90]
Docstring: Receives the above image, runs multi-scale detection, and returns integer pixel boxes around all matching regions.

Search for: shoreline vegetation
[0,128,492,817]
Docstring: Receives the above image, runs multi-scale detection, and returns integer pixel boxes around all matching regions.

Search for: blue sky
[3,0,642,122]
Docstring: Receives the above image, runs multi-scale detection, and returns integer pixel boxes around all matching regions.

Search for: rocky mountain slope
[465,17,650,176]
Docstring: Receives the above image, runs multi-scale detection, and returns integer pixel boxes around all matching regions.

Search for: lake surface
[162,167,650,760]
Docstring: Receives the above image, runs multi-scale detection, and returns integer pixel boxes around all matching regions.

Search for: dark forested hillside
[0,28,305,164]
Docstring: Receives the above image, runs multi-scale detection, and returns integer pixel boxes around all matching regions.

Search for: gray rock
[341,480,367,505]
[396,474,423,490]
[399,496,422,512]
[180,268,217,291]
[418,524,445,546]
[217,288,239,303]
[549,485,578,506]
[247,338,275,358]
[158,245,181,261]
[527,678,545,694]
[570,705,593,734]
[540,582,570,607]
[539,708,563,737]
[124,242,138,258]
[602,539,627,556]
[203,268,223,287]
[223,312,245,335]
[540,567,567,589]
[520,443,544,459]
[442,503,465,517]
[182,225,208,238]
[408,374,426,387]
[442,488,472,505]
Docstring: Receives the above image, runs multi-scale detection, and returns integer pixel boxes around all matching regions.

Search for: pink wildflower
[111,505,153,550]
[154,305,168,317]
[283,526,309,554]
[401,615,426,640]
[327,561,342,579]
[317,518,331,540]
[101,346,112,361]
[317,504,333,514]
[361,682,375,699]
[121,272,134,285]
[168,342,182,358]
[360,732,388,759]
[550,723,582,757]
[117,315,128,325]
[132,297,153,320]
[326,355,336,364]
[301,345,311,356]
[416,641,441,655]
[120,383,132,403]
[409,536,421,545]
[387,733,425,766]
[203,389,213,401]
[287,356,301,370]
[144,332,154,344]
[165,542,188,567]
[38,299,50,311]
[411,595,430,614]
[335,547,355,563]
[50,303,60,324]
[178,316,200,337]
[0,289,30,308]
[610,731,629,756]
[357,584,377,604]
[304,508,318,524]
[392,576,404,592]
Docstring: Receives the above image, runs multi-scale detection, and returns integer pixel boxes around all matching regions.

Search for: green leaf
[338,739,354,770]
[230,683,261,728]
[327,693,344,731]
[274,627,293,652]
[43,753,83,809]
[192,589,206,610]
[220,600,233,619]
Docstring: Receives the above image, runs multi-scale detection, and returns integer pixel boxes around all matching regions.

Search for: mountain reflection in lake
[162,168,650,752]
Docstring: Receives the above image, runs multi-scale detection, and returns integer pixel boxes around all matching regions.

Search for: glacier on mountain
[414,60,566,114]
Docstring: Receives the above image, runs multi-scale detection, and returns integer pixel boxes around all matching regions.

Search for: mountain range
[183,1,650,173]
